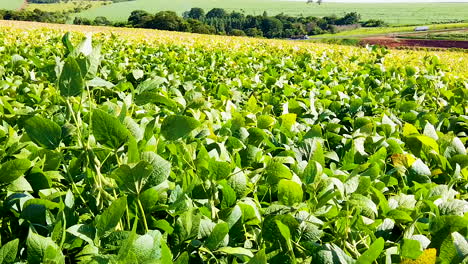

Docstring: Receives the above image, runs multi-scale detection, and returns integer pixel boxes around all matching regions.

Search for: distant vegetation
[0,4,383,39]
[74,8,377,38]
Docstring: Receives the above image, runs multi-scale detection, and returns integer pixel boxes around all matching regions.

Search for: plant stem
[137,198,149,233]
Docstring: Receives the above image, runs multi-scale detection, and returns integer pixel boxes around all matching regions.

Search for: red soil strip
[361,36,468,49]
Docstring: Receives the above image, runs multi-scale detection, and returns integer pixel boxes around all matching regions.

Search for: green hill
[0,0,24,10]
[75,0,468,25]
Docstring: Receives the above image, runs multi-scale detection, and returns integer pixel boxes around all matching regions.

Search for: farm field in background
[398,30,468,41]
[25,1,112,13]
[0,20,467,263]
[0,0,23,10]
[75,0,468,25]
[310,23,468,38]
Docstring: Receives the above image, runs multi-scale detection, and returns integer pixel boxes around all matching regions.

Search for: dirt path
[361,36,468,49]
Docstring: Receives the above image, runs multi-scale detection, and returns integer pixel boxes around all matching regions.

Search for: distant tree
[206,8,227,19]
[128,10,152,27]
[245,27,263,37]
[149,11,185,31]
[74,16,92,25]
[230,29,246,36]
[187,18,216,34]
[230,11,244,20]
[361,19,387,27]
[336,12,360,25]
[186,7,205,20]
[260,17,283,38]
[94,16,111,26]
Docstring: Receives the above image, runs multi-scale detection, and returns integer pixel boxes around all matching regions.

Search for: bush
[361,19,387,27]
[230,29,246,36]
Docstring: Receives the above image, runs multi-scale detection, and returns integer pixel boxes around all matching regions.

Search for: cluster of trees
[74,8,373,38]
[123,8,364,37]
[0,5,385,38]
[0,9,68,23]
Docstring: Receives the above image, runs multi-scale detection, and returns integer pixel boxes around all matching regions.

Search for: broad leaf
[59,56,84,97]
[0,239,19,264]
[92,109,129,149]
[161,115,200,140]
[0,159,31,184]
[95,196,127,238]
[24,116,62,149]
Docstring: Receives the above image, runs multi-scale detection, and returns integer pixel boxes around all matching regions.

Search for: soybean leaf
[247,249,267,264]
[278,179,303,206]
[401,239,423,259]
[95,196,127,238]
[111,161,153,194]
[205,222,229,251]
[161,115,200,141]
[0,239,19,264]
[141,152,171,188]
[27,232,63,264]
[59,56,84,97]
[92,109,129,149]
[0,159,31,185]
[24,116,62,149]
[356,237,384,264]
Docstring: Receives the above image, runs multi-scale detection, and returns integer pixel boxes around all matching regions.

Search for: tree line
[0,7,385,38]
[75,8,385,38]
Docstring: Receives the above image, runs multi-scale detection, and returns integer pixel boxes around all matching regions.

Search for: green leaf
[117,218,138,263]
[302,160,322,185]
[160,239,173,263]
[205,222,229,250]
[348,194,378,217]
[135,92,178,109]
[219,181,236,209]
[416,135,439,154]
[110,161,153,194]
[141,151,171,187]
[174,252,189,264]
[161,115,200,140]
[0,159,31,184]
[139,188,159,213]
[278,179,303,206]
[401,239,423,259]
[429,215,468,251]
[403,123,420,137]
[27,231,63,264]
[217,247,254,258]
[265,161,292,185]
[209,160,231,180]
[247,249,267,264]
[387,209,413,222]
[67,224,96,246]
[24,116,62,149]
[275,220,293,252]
[227,173,247,198]
[0,239,19,264]
[356,237,384,264]
[59,56,84,97]
[95,196,127,238]
[408,159,431,184]
[92,109,129,149]
[173,211,201,245]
